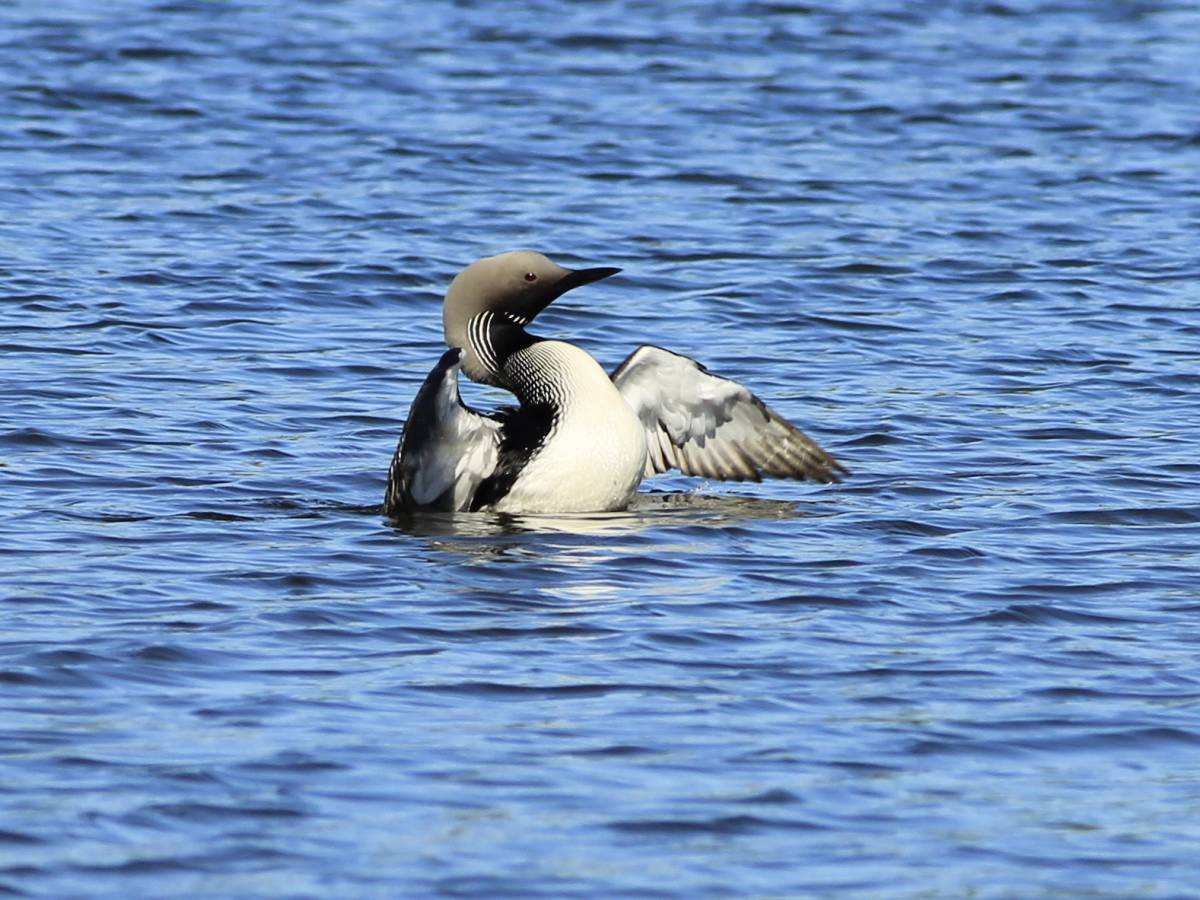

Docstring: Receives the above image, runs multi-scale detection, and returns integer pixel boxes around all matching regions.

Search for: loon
[384,251,847,515]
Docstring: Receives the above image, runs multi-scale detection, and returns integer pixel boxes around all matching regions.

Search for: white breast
[495,341,647,514]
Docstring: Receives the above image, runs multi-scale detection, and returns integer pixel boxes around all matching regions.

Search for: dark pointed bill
[553,266,622,298]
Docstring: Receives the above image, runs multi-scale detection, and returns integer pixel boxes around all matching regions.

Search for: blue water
[3,0,1200,896]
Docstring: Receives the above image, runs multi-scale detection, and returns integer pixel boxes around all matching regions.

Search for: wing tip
[815,453,850,484]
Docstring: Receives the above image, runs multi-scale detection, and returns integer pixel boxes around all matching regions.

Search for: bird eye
[523,272,538,282]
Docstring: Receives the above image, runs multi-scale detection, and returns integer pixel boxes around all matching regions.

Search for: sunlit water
[3,1,1199,896]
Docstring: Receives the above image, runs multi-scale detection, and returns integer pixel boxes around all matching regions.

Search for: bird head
[442,250,620,385]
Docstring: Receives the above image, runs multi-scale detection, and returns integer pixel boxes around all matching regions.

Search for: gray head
[442,250,620,385]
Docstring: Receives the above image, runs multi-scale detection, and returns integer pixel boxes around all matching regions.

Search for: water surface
[3,0,1200,896]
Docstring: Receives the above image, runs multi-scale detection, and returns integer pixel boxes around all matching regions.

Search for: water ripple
[3,0,1200,897]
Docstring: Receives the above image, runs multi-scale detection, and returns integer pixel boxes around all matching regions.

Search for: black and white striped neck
[465,310,539,388]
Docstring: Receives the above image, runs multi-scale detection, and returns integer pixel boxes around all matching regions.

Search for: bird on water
[384,251,847,515]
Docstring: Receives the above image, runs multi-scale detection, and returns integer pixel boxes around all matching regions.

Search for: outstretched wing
[384,349,501,514]
[611,345,847,484]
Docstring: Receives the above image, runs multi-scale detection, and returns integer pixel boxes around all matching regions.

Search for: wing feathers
[612,344,847,485]
[384,349,501,514]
